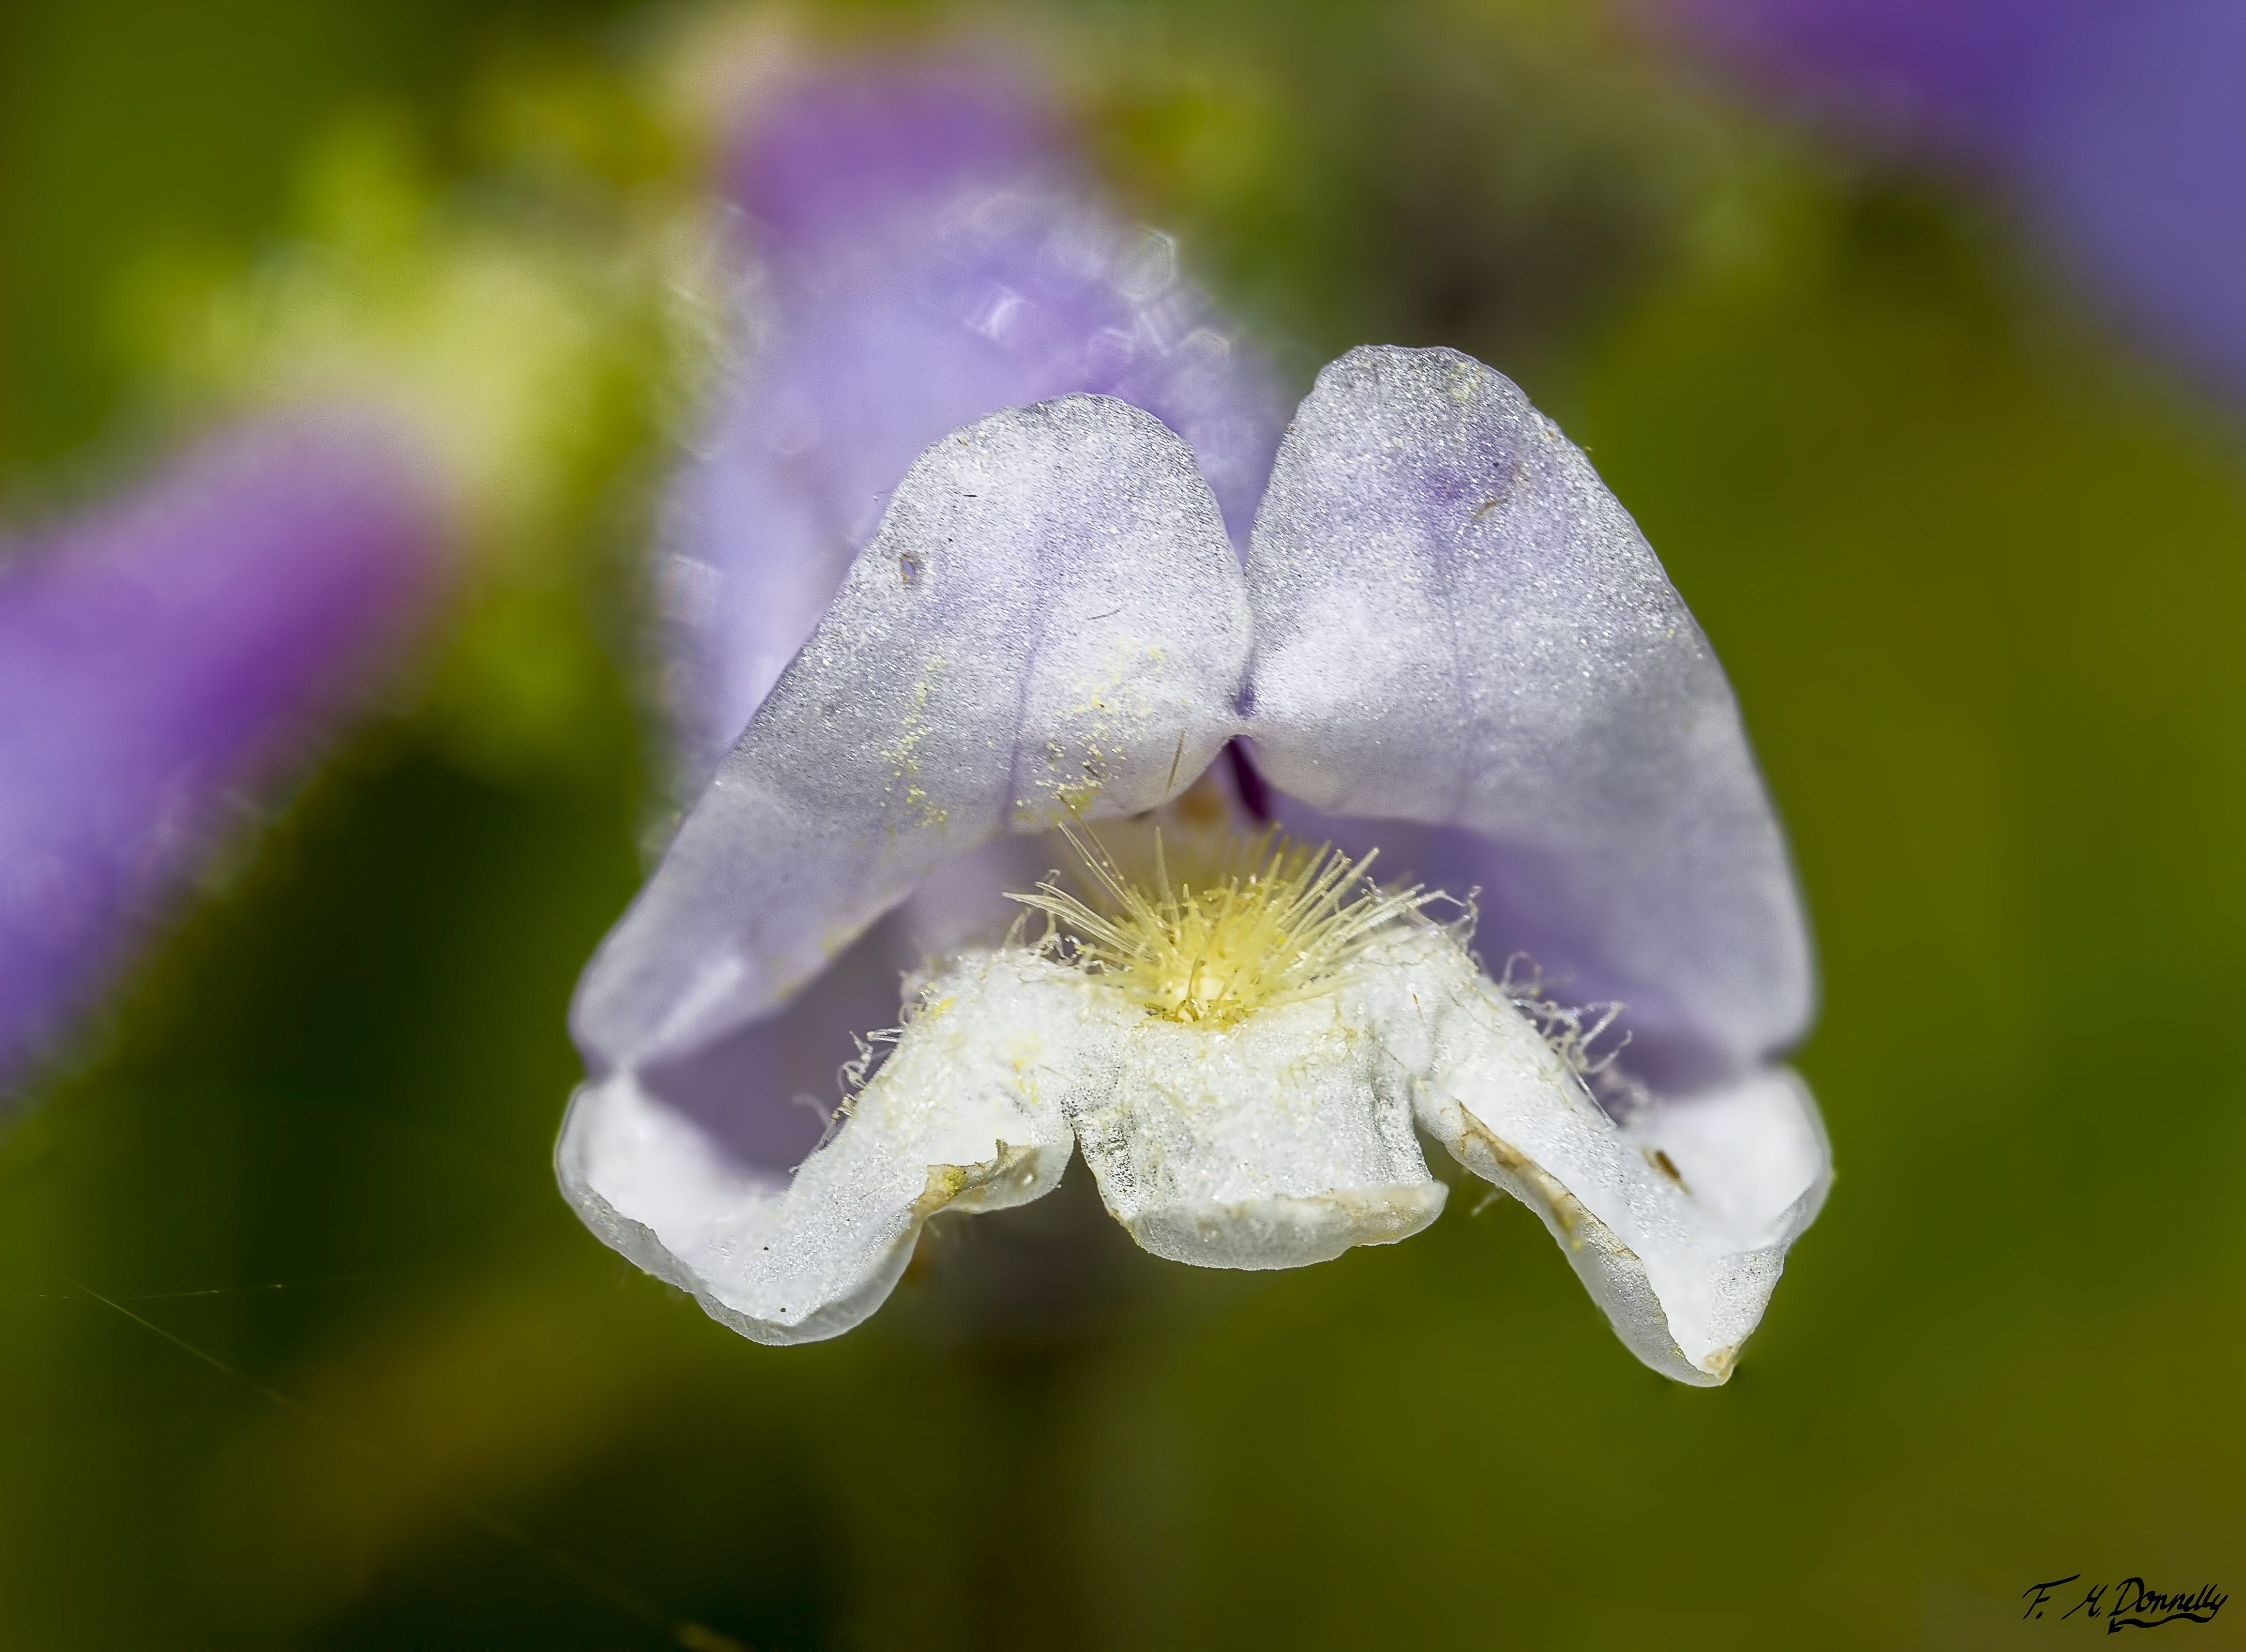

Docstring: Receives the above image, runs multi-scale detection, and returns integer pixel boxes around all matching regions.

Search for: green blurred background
[5,1,2244,1646]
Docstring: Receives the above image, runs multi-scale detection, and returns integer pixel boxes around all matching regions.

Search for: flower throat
[1009,824,1432,1028]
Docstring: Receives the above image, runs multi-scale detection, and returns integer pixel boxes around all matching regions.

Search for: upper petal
[575,393,1247,1072]
[664,62,1285,777]
[1244,345,1812,1084]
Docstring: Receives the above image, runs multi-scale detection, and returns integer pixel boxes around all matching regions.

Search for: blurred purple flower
[0,415,441,1093]
[1665,0,2246,403]
[658,59,1289,779]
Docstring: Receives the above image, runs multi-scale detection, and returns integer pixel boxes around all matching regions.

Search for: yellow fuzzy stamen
[1009,824,1431,1027]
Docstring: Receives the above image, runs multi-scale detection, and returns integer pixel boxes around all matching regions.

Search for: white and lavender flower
[563,345,1829,1385]
[659,60,1287,781]
[0,415,439,1094]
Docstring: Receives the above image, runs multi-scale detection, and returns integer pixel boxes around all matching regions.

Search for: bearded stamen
[1008,823,1433,1026]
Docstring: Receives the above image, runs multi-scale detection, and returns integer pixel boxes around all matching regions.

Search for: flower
[0,413,440,1098]
[562,345,1828,1385]
[1663,0,2246,408]
[658,58,1287,782]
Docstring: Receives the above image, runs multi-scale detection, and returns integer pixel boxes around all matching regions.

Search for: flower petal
[557,949,1105,1345]
[664,62,1284,776]
[1067,988,1449,1269]
[1244,344,1812,1087]
[625,908,923,1181]
[1350,928,1830,1384]
[574,393,1248,1072]
[620,830,1088,1182]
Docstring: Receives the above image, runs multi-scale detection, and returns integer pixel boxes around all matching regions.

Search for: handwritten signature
[2024,1575,2228,1632]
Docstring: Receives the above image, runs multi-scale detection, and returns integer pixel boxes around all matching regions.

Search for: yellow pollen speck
[1008,824,1432,1027]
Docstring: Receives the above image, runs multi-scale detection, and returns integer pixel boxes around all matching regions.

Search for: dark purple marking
[1223,738,1274,825]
